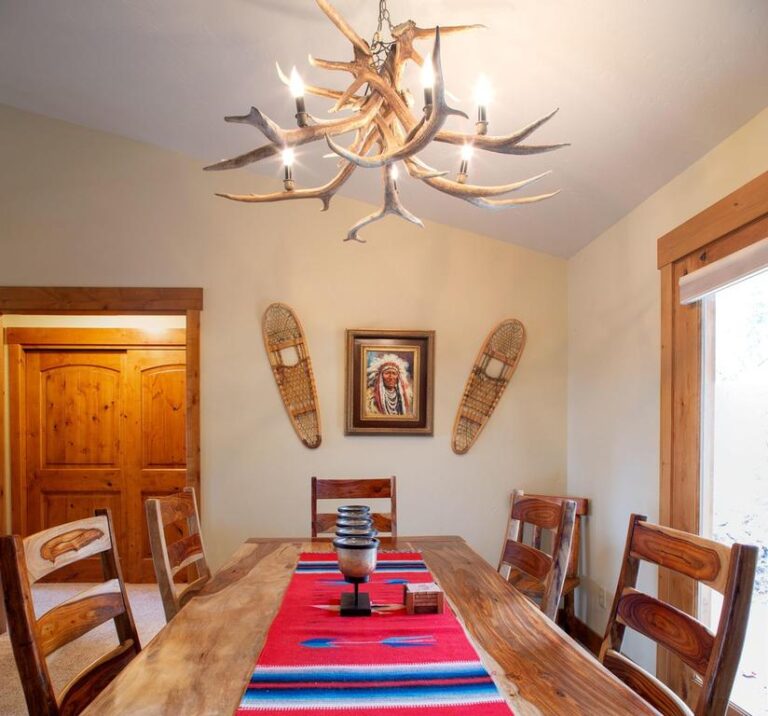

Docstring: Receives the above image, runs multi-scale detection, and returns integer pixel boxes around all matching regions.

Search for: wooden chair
[145,487,211,623]
[0,509,140,716]
[599,514,758,716]
[507,492,589,632]
[311,476,397,538]
[498,489,577,620]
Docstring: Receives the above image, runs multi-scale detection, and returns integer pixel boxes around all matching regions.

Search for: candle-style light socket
[475,119,488,136]
[283,170,295,192]
[295,96,308,127]
[457,159,469,184]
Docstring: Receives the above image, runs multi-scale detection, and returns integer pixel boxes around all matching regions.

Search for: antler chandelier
[205,0,568,242]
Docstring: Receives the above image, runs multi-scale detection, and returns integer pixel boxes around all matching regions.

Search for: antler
[405,156,558,207]
[224,95,384,147]
[326,28,467,168]
[346,167,423,243]
[406,155,550,196]
[314,0,371,57]
[436,109,570,155]
[275,61,362,108]
[206,0,569,241]
[216,127,378,209]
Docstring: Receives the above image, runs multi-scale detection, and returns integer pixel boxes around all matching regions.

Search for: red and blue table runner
[236,552,512,714]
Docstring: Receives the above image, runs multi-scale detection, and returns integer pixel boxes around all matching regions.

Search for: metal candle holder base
[339,576,372,617]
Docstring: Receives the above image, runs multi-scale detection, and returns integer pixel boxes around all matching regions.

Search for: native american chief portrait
[365,351,416,418]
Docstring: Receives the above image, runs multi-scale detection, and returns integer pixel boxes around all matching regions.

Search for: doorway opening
[0,287,202,590]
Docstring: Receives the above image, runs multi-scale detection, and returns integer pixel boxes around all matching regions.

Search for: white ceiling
[1,0,767,257]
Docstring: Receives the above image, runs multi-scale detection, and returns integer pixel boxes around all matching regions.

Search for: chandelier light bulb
[288,66,308,127]
[420,58,434,88]
[289,67,305,98]
[282,147,295,191]
[474,74,493,107]
[421,57,434,109]
[390,163,399,181]
[461,143,474,161]
[474,74,492,134]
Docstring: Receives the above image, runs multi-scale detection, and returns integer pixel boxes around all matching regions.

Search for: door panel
[24,351,127,580]
[141,365,186,468]
[127,351,187,582]
[14,341,186,582]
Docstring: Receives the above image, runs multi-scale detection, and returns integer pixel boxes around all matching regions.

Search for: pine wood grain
[83,537,657,716]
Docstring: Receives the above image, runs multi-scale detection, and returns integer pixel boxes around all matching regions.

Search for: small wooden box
[403,582,445,614]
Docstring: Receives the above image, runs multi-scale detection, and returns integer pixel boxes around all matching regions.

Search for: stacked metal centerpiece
[333,505,379,616]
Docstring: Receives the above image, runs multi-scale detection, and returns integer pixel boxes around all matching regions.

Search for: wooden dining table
[83,536,659,715]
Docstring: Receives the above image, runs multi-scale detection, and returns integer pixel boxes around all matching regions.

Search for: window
[700,269,768,715]
[658,171,768,710]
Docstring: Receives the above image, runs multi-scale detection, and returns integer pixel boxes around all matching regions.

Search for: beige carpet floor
[0,583,166,715]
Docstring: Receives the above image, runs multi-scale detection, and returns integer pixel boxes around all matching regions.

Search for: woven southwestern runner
[236,552,512,714]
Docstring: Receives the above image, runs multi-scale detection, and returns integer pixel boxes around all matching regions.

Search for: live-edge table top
[84,536,658,715]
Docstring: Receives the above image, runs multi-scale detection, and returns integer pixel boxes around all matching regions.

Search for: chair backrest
[497,489,577,620]
[0,509,140,716]
[599,514,758,716]
[524,494,589,581]
[145,487,211,623]
[311,476,397,538]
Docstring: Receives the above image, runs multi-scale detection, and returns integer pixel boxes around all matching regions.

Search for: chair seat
[507,568,580,598]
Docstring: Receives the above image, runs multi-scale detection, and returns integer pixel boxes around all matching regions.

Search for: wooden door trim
[8,344,25,539]
[185,310,201,508]
[0,287,203,548]
[0,286,202,314]
[5,327,186,348]
[657,181,768,703]
[0,315,4,537]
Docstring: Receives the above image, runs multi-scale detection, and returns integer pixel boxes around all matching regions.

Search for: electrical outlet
[598,587,606,609]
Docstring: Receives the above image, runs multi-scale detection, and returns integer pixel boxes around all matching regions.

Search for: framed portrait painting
[345,329,434,435]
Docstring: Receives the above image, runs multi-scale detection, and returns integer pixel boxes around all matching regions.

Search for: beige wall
[567,106,768,667]
[0,104,568,568]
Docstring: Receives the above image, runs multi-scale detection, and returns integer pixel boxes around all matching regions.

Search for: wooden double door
[9,328,187,582]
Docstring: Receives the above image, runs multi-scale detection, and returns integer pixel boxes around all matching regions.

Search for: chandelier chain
[370,0,396,72]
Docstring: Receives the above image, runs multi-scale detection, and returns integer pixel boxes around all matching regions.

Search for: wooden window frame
[0,287,203,541]
[657,172,768,709]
